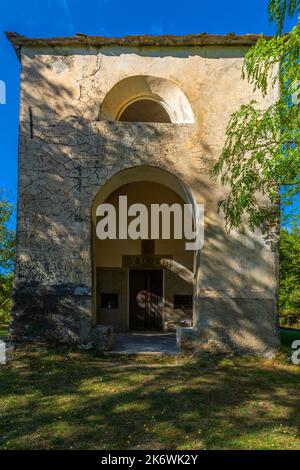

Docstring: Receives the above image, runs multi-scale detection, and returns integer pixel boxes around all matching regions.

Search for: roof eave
[5,31,270,58]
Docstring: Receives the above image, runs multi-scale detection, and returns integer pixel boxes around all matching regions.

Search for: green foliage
[268,0,300,33]
[279,226,300,326]
[0,193,15,273]
[211,2,300,232]
[0,193,15,325]
[0,273,13,324]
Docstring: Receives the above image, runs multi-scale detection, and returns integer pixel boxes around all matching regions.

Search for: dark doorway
[118,99,171,123]
[129,270,163,331]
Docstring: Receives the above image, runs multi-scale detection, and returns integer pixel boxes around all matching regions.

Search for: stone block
[176,327,197,352]
[0,341,14,365]
[90,325,113,351]
[164,319,192,333]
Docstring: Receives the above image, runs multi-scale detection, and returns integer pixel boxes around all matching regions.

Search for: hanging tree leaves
[0,193,15,324]
[269,0,299,33]
[211,0,300,232]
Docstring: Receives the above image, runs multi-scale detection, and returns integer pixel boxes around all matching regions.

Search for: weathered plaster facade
[7,32,279,355]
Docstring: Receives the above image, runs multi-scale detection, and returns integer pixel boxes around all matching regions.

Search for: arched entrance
[91,166,198,334]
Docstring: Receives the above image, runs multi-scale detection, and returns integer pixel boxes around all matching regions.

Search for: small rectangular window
[174,295,193,309]
[101,293,119,309]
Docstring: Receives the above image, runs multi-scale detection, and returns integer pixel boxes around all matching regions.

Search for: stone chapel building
[7,32,279,355]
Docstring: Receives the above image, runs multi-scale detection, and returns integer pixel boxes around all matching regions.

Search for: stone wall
[11,44,279,354]
[12,119,200,344]
[96,267,127,331]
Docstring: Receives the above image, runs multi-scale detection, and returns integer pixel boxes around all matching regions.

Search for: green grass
[280,327,300,348]
[0,349,300,450]
[0,325,8,339]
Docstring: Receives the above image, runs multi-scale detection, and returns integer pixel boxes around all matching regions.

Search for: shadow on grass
[0,325,8,339]
[0,349,299,450]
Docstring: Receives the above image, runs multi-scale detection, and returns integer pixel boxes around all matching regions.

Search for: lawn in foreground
[0,349,299,450]
[0,325,8,339]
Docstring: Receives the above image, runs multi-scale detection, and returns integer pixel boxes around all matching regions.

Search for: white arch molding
[100,75,195,124]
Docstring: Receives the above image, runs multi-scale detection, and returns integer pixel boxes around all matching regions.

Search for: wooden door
[129,270,163,331]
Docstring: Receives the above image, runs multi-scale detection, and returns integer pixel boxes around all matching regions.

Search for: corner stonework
[90,325,114,351]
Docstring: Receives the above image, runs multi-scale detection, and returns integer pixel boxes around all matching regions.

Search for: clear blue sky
[0,0,297,227]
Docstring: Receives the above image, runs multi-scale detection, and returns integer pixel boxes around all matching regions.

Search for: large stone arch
[91,165,200,332]
[91,165,198,221]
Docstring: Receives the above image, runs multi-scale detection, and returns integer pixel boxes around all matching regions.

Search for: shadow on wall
[11,57,278,354]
